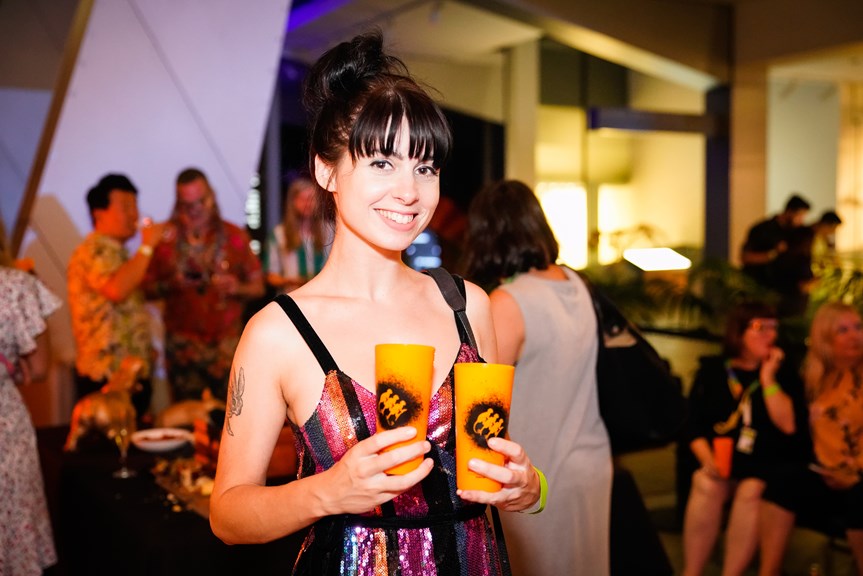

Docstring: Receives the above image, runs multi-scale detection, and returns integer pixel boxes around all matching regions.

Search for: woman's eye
[370,160,391,170]
[416,165,439,177]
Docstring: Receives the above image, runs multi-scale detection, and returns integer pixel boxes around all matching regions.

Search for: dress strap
[274,294,338,374]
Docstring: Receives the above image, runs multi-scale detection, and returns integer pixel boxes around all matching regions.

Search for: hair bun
[303,29,405,117]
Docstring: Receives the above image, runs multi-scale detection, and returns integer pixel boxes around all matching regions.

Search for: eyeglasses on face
[748,318,779,333]
[178,196,211,211]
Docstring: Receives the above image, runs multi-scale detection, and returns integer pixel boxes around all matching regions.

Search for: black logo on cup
[465,403,508,448]
[377,383,420,429]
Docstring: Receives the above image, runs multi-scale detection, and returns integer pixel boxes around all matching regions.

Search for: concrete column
[504,40,539,186]
[728,61,768,265]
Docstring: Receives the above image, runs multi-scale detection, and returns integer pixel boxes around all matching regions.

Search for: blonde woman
[264,175,332,293]
[759,302,863,576]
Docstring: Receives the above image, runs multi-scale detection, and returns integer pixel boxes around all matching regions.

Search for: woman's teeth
[378,210,414,224]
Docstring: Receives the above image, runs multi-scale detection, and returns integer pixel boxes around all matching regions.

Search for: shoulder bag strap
[423,267,511,576]
[424,267,478,350]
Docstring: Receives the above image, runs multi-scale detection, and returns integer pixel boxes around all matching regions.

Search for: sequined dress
[276,293,507,576]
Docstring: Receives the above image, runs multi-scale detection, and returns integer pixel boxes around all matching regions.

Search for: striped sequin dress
[275,293,507,576]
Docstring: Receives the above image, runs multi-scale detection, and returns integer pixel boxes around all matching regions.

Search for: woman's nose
[392,173,419,204]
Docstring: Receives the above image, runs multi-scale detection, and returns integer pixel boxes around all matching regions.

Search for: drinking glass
[111,409,137,479]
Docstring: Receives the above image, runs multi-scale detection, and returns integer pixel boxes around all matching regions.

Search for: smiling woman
[209,30,542,576]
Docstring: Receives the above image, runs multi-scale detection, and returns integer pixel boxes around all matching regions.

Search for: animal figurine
[64,356,144,452]
[156,387,226,429]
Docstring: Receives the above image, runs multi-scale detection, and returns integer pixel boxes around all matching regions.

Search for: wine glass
[110,408,137,479]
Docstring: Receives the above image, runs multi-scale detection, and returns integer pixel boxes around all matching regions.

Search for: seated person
[760,302,863,576]
[681,301,802,576]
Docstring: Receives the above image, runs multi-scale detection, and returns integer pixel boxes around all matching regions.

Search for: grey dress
[498,267,612,576]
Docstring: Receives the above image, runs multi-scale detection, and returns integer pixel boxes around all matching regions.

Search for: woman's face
[740,317,778,362]
[830,311,863,367]
[320,119,439,253]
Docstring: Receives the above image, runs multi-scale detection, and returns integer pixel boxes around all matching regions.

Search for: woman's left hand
[456,436,541,512]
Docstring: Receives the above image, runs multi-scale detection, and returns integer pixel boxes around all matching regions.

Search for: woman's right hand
[320,426,433,516]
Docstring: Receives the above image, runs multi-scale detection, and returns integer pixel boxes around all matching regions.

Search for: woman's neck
[731,356,759,371]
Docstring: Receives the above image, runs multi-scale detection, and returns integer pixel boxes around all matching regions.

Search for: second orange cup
[375,343,435,475]
[454,362,515,492]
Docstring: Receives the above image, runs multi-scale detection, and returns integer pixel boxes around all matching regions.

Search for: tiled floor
[620,445,858,576]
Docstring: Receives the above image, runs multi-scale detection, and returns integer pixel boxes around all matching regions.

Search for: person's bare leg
[757,501,796,576]
[846,529,863,576]
[721,478,765,576]
[682,469,731,576]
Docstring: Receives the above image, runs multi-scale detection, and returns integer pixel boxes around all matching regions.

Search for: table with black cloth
[37,425,305,576]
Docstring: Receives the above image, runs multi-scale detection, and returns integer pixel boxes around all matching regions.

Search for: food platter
[131,428,194,453]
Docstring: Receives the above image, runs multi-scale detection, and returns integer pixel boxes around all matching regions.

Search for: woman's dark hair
[461,180,559,291]
[722,300,777,358]
[303,30,452,219]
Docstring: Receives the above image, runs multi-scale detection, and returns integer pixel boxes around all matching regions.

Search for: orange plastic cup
[713,436,733,479]
[454,362,515,492]
[375,344,435,474]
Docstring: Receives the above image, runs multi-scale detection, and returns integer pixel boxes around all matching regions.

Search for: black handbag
[583,278,687,455]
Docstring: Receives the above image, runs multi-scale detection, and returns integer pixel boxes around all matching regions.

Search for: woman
[759,302,863,576]
[681,301,798,576]
[0,222,61,575]
[209,31,542,574]
[461,179,613,575]
[264,174,332,293]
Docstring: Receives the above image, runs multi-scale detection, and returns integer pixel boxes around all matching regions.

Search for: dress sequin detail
[279,294,504,576]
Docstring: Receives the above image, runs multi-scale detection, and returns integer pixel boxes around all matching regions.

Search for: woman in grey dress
[462,179,613,576]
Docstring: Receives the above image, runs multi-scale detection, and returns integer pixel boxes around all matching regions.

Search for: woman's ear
[314,156,335,192]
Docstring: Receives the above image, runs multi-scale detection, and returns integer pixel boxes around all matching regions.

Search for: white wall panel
[22,0,291,425]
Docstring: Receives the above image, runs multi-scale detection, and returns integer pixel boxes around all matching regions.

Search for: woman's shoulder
[240,298,306,353]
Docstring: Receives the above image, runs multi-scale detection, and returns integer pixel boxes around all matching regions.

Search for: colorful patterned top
[809,370,863,482]
[67,232,152,380]
[143,220,261,342]
[275,294,507,576]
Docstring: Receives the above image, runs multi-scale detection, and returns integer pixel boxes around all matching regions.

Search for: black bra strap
[274,294,338,375]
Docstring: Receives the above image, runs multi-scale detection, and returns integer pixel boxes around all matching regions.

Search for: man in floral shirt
[67,173,165,417]
[143,168,264,402]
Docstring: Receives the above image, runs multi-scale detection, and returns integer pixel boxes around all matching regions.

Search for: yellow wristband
[763,383,781,397]
[137,244,154,257]
[521,466,548,514]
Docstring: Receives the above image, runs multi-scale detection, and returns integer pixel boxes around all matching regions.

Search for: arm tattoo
[225,367,245,436]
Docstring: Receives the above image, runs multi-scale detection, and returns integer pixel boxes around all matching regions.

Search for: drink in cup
[375,343,435,474]
[712,436,733,479]
[454,362,515,492]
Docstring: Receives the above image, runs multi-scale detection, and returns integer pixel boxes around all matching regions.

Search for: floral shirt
[810,370,863,481]
[67,232,152,380]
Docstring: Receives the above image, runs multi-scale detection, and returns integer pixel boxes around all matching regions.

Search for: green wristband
[763,383,781,397]
[521,466,548,514]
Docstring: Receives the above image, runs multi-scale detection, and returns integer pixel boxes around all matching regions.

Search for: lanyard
[714,360,760,434]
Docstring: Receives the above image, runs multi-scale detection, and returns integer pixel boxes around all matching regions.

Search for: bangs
[348,87,452,168]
